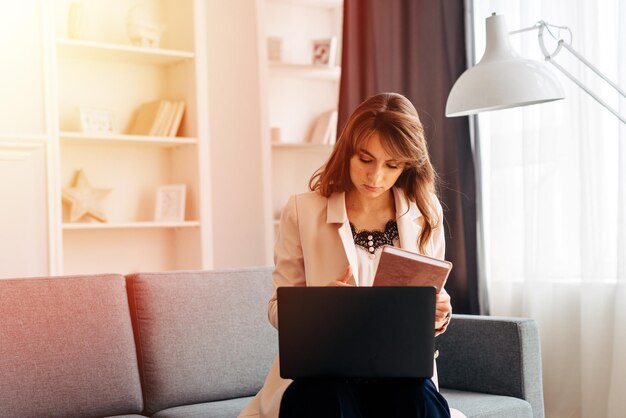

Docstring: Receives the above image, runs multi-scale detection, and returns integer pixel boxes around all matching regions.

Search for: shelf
[57,39,194,66]
[272,142,334,149]
[0,133,48,142]
[62,221,200,230]
[269,62,341,80]
[59,131,198,147]
[270,0,343,8]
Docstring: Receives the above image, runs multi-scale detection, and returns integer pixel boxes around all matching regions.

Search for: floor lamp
[446,13,626,125]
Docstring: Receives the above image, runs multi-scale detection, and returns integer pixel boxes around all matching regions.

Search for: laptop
[277,286,436,379]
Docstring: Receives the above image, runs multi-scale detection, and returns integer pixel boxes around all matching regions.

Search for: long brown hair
[309,92,440,252]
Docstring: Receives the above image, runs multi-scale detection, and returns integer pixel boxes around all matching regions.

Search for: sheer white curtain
[471,1,626,417]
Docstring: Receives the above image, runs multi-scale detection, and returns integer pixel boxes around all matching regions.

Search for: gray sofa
[0,267,544,418]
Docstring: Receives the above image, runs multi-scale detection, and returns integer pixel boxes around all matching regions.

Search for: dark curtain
[339,0,481,314]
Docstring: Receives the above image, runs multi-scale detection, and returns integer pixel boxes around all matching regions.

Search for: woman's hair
[309,92,440,252]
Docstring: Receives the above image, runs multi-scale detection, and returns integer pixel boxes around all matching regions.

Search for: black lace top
[350,220,399,254]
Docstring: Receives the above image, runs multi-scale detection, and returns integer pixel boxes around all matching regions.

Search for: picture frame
[154,184,186,222]
[79,107,115,134]
[312,36,337,66]
[270,127,282,143]
[267,36,283,62]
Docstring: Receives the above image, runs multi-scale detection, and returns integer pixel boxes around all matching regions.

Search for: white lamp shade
[446,14,565,117]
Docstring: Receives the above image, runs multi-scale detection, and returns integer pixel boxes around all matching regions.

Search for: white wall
[204,0,273,268]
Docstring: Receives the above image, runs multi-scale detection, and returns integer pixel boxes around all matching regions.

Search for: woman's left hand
[434,288,452,336]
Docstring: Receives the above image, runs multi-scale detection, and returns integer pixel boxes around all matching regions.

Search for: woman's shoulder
[279,191,329,227]
[429,191,443,210]
[279,191,327,217]
[292,190,328,208]
[396,187,442,216]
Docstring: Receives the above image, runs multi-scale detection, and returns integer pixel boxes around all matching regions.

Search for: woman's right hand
[326,266,354,287]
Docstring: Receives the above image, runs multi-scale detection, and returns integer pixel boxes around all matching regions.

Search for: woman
[239,92,456,418]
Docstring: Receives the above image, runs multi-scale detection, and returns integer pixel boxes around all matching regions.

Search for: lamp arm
[532,21,626,124]
[558,41,626,97]
[547,59,626,124]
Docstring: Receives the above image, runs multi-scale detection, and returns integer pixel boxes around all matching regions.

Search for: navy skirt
[279,377,451,418]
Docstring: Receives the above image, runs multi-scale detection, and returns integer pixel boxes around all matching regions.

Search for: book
[153,100,174,136]
[308,110,337,144]
[155,100,173,136]
[129,99,166,136]
[373,245,452,293]
[167,101,186,137]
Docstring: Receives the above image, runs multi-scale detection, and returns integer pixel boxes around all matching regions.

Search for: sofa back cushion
[126,267,277,415]
[0,274,144,418]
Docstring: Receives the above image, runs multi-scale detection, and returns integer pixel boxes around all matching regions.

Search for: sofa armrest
[436,314,544,418]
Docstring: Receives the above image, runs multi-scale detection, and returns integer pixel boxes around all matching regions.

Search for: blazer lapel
[326,189,421,284]
[327,192,360,286]
[393,188,422,253]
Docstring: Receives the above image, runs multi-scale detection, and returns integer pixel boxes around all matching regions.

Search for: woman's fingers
[326,266,354,287]
[434,290,452,330]
[331,281,354,287]
[341,265,352,282]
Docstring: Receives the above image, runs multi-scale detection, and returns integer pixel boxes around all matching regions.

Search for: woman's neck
[345,189,396,230]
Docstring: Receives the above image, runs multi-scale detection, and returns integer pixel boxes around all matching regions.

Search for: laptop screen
[277,286,436,379]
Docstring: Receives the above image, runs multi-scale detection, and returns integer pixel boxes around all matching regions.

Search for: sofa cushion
[126,268,277,415]
[0,274,144,418]
[151,397,252,418]
[103,415,149,418]
[441,388,533,418]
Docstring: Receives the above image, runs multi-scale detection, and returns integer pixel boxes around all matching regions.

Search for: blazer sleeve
[268,195,306,329]
[431,196,446,260]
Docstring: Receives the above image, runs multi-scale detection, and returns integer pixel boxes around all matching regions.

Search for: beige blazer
[238,187,445,418]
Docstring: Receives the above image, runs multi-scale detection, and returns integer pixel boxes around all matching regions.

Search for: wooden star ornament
[62,169,112,222]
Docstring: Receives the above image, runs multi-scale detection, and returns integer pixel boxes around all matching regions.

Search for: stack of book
[129,99,186,137]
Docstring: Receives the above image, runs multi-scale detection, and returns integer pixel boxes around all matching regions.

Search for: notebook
[373,245,453,293]
[277,286,436,379]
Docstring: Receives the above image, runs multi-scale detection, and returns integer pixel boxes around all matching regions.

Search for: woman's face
[349,133,405,200]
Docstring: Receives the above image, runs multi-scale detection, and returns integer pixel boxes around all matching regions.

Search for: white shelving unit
[265,0,343,225]
[271,142,333,149]
[59,131,198,147]
[268,62,341,80]
[52,0,210,275]
[62,221,200,230]
[0,0,213,278]
[56,38,195,65]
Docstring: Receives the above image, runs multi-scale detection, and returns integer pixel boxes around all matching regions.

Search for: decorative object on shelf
[126,5,166,48]
[154,184,186,222]
[312,36,337,66]
[67,0,87,39]
[308,110,338,145]
[267,37,284,62]
[79,107,116,134]
[129,99,185,137]
[62,169,112,223]
[270,127,282,143]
